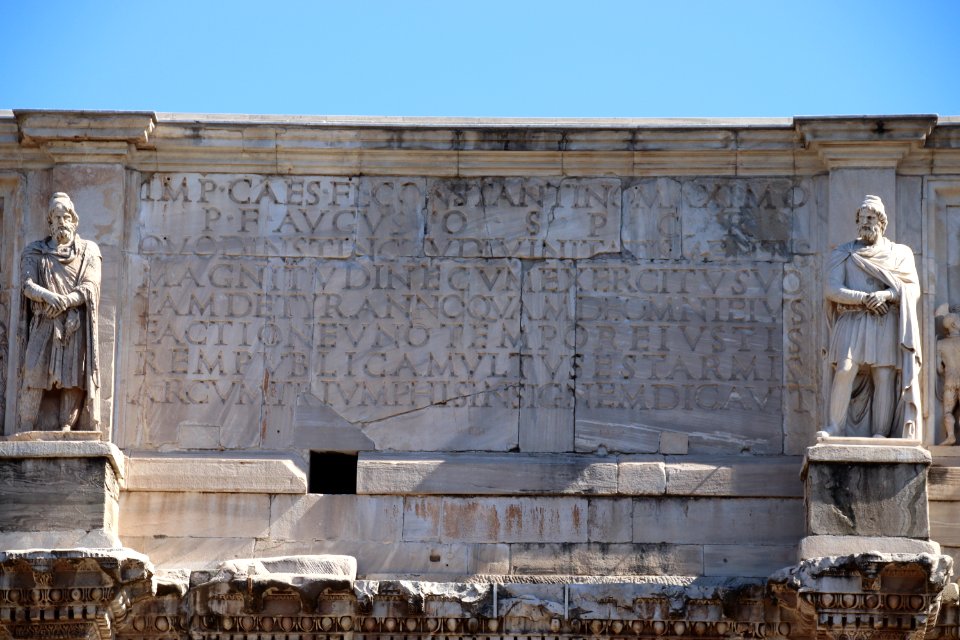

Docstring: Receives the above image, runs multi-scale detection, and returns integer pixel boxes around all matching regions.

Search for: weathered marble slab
[622,177,815,261]
[0,441,123,544]
[357,453,618,495]
[574,262,783,454]
[803,443,931,539]
[136,174,425,259]
[119,257,522,451]
[124,456,307,493]
[509,543,703,576]
[425,178,621,259]
[664,456,803,497]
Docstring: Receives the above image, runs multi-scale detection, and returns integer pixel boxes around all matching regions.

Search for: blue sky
[3,0,958,118]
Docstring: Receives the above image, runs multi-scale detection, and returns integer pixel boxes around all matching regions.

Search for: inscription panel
[574,263,784,454]
[118,172,818,455]
[623,178,814,261]
[425,178,621,259]
[121,254,521,451]
[137,174,425,258]
[310,258,521,451]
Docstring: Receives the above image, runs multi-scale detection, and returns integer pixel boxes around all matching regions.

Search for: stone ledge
[124,455,307,493]
[357,453,619,495]
[799,535,942,559]
[0,439,125,480]
[804,440,930,466]
[358,453,810,497]
[14,110,157,145]
[0,529,119,551]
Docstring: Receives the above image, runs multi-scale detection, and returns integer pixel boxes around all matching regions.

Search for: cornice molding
[795,115,937,169]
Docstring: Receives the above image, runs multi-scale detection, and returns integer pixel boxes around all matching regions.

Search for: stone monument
[17,192,102,433]
[821,195,922,439]
[1,110,959,640]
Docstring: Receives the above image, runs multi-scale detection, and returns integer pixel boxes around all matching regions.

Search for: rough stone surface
[617,457,667,495]
[804,447,930,538]
[216,554,357,580]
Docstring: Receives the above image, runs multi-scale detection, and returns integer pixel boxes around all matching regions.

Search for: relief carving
[936,313,960,445]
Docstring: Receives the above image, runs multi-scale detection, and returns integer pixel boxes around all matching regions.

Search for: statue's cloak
[827,238,922,438]
[19,236,101,429]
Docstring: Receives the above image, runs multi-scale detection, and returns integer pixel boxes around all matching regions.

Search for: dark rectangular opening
[309,452,358,494]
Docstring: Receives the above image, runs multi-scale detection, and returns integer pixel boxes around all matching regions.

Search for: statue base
[2,429,102,442]
[800,439,933,560]
[0,439,123,549]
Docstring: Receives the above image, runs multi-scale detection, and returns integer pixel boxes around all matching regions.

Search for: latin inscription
[623,178,811,262]
[120,173,809,454]
[138,174,425,258]
[426,178,621,259]
[574,263,784,453]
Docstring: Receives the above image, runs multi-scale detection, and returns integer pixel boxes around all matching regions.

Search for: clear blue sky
[3,0,958,118]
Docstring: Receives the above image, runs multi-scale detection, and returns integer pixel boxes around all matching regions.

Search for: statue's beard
[53,224,75,246]
[860,224,882,244]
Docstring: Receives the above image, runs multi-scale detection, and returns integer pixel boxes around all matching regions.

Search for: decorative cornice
[795,115,937,169]
[12,110,157,163]
[14,110,157,146]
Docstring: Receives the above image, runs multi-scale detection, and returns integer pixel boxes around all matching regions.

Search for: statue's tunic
[20,236,102,426]
[825,237,922,435]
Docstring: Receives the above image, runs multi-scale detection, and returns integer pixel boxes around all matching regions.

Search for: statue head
[47,192,78,246]
[946,313,960,336]
[856,195,887,245]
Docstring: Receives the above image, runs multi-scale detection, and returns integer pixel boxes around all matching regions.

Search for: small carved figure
[937,313,960,445]
[17,192,101,432]
[820,195,922,439]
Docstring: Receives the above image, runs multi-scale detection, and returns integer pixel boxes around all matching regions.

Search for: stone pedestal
[0,437,124,549]
[799,438,939,559]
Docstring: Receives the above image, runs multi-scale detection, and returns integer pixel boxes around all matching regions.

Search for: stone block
[587,499,633,543]
[424,178,621,259]
[441,497,587,543]
[217,554,357,580]
[357,453,618,495]
[633,498,804,545]
[798,535,941,559]
[509,543,703,576]
[573,262,783,455]
[803,443,930,538]
[660,432,688,454]
[665,456,803,497]
[0,441,122,545]
[519,261,576,453]
[0,529,119,550]
[403,497,441,542]
[119,492,271,538]
[703,544,796,577]
[928,466,960,500]
[617,457,667,495]
[125,456,307,493]
[930,501,960,546]
[122,535,257,571]
[269,494,402,542]
[254,539,509,577]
